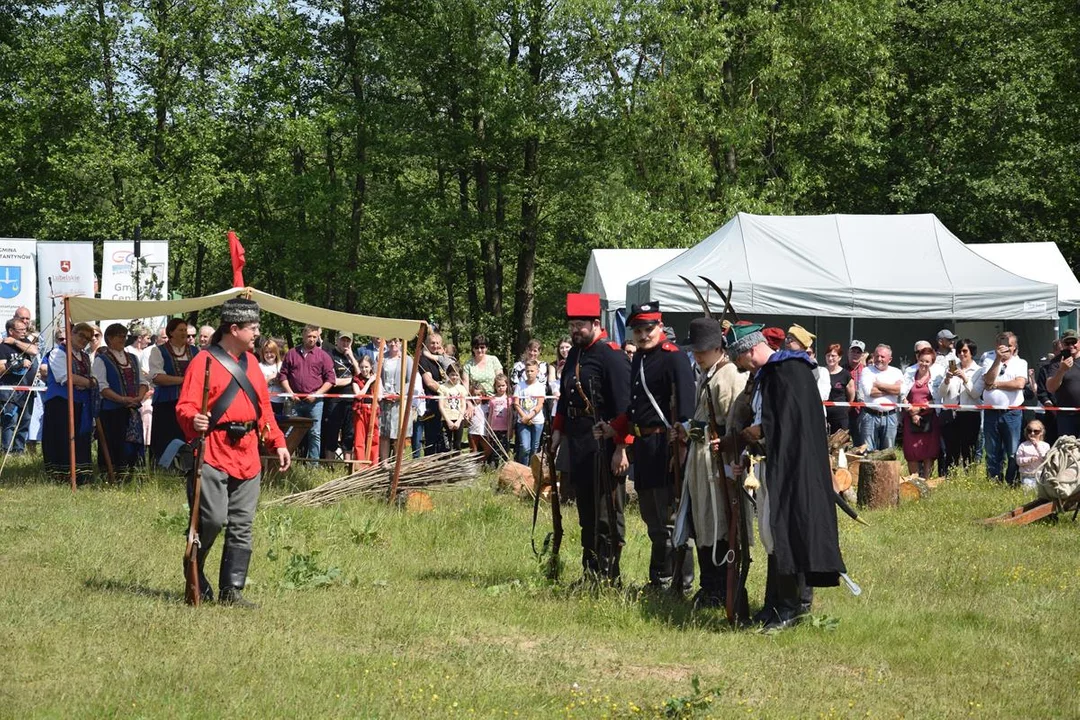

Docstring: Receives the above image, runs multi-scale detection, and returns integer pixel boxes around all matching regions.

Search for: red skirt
[353,401,379,465]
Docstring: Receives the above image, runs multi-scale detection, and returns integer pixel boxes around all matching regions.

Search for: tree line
[1,0,1077,356]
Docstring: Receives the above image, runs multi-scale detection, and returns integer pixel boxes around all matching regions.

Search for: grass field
[2,456,1080,719]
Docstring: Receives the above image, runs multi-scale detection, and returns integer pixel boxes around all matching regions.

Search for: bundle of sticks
[266,452,484,508]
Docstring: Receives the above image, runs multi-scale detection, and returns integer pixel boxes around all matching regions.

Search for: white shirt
[469,402,486,436]
[92,348,149,389]
[976,355,1028,407]
[934,363,984,411]
[514,379,546,426]
[934,349,958,369]
[859,365,904,408]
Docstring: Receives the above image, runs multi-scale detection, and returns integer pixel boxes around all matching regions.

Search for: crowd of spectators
[8,301,1076,492]
[834,326,1064,489]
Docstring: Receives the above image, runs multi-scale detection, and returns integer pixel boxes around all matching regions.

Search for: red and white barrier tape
[824,401,1066,412]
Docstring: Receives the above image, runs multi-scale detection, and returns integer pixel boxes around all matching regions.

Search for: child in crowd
[467,381,489,459]
[1016,419,1050,491]
[486,373,511,463]
[352,355,380,467]
[513,359,546,466]
[439,363,468,451]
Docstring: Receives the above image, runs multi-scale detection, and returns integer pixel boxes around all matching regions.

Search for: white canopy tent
[581,249,684,332]
[967,242,1080,314]
[626,213,1059,320]
[60,288,426,495]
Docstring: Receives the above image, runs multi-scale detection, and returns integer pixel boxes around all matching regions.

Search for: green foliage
[152,504,189,536]
[275,546,344,590]
[661,675,724,719]
[1,0,1078,351]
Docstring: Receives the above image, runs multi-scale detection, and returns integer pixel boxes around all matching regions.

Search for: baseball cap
[849,340,866,352]
[937,329,958,341]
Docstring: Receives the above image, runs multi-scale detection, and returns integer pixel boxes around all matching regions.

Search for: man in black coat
[601,302,694,591]
[551,293,632,585]
[728,323,846,631]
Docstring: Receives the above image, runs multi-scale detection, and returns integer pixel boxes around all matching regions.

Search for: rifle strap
[639,357,670,428]
[206,345,261,429]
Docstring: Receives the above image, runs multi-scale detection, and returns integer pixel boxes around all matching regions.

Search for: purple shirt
[280,346,335,395]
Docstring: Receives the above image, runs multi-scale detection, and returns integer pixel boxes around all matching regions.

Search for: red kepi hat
[566,293,601,320]
[627,302,662,327]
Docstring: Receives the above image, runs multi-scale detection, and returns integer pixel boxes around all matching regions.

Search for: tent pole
[64,297,76,492]
[364,338,385,464]
[848,317,854,344]
[390,323,426,503]
[398,337,408,460]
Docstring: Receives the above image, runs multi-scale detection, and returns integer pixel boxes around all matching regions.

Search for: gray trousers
[190,464,261,554]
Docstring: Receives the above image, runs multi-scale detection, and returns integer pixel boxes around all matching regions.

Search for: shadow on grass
[627,586,741,633]
[417,567,525,587]
[83,576,184,603]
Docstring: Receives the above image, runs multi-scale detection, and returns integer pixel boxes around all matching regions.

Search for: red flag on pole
[228,230,245,288]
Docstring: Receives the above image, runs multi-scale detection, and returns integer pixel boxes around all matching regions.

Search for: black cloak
[758,352,846,587]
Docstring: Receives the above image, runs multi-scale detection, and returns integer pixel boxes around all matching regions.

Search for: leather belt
[632,424,666,437]
[214,420,255,431]
[865,407,897,416]
[566,407,590,419]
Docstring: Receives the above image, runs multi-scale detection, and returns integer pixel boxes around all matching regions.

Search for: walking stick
[184,357,212,607]
[94,418,115,483]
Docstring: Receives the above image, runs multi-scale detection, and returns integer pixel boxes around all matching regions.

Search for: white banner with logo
[37,241,94,342]
[0,239,38,329]
[100,240,170,335]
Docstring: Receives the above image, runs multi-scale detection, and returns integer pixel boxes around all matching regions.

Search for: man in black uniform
[551,293,632,585]
[602,302,694,591]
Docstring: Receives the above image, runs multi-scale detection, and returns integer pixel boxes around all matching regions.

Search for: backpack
[1037,435,1080,501]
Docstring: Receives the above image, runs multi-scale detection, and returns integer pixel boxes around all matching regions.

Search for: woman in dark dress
[94,323,150,478]
[824,343,854,434]
[42,322,97,484]
[148,318,196,465]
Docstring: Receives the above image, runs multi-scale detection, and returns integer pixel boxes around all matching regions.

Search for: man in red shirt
[177,298,291,607]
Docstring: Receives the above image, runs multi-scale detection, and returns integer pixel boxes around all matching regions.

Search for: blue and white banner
[37,241,94,341]
[0,239,37,326]
[100,240,170,334]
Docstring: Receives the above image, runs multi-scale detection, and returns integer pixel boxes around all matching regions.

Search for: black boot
[752,554,779,626]
[760,571,805,633]
[799,578,814,616]
[693,545,725,609]
[219,546,258,609]
[647,539,673,590]
[570,549,600,590]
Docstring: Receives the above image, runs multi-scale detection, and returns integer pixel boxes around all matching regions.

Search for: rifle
[529,429,563,581]
[545,431,564,580]
[183,358,212,607]
[669,383,689,594]
[589,376,618,581]
[704,380,749,626]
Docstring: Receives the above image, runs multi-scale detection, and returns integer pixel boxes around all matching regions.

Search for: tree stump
[832,467,853,494]
[497,461,536,499]
[899,475,930,502]
[402,490,434,513]
[857,460,901,509]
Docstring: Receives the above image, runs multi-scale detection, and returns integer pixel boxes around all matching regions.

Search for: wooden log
[497,461,536,499]
[832,467,853,494]
[857,460,901,509]
[402,490,434,514]
[899,475,930,502]
[847,460,861,490]
[926,476,945,490]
